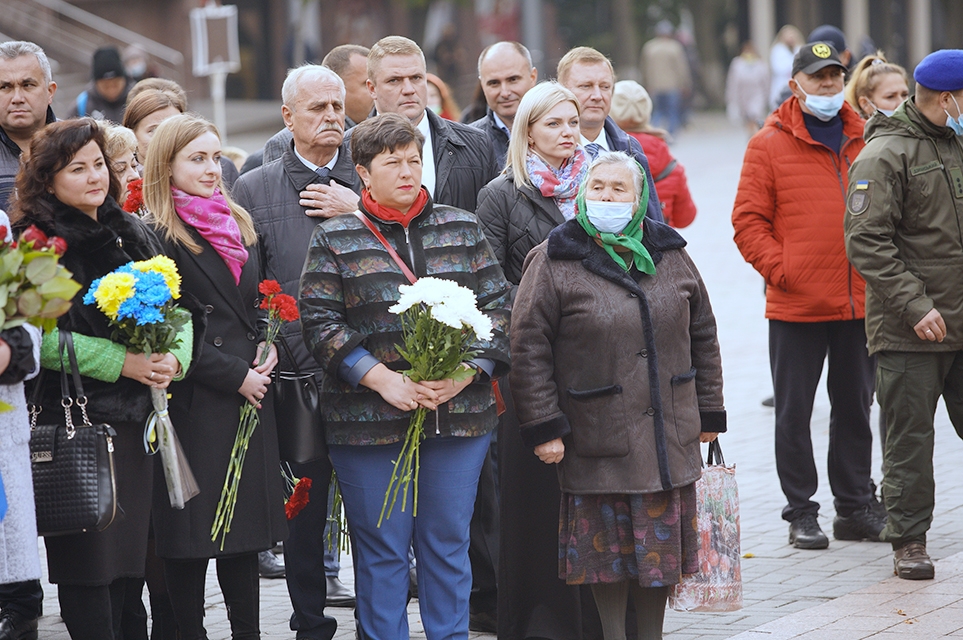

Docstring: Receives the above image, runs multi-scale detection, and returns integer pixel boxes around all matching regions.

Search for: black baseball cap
[791,42,845,77]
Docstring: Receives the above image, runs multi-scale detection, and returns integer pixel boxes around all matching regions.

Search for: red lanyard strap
[353,211,417,284]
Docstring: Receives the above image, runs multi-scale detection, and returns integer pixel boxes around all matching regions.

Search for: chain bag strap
[29,329,118,536]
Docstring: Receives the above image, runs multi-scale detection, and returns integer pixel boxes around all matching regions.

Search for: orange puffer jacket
[732,97,866,322]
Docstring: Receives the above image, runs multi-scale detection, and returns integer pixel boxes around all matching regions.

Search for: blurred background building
[2,0,961,115]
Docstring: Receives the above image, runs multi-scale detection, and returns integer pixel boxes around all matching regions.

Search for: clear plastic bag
[669,440,742,612]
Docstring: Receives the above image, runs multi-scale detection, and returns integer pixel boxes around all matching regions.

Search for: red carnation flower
[122,178,145,214]
[285,476,312,520]
[258,280,282,296]
[0,226,7,243]
[272,294,300,322]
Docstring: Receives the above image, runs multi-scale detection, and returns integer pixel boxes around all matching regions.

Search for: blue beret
[913,50,963,92]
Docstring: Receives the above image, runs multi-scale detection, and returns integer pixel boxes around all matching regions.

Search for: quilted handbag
[29,330,117,537]
[274,334,326,464]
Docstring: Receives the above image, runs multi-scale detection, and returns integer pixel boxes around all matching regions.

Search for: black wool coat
[151,231,287,559]
[18,197,163,585]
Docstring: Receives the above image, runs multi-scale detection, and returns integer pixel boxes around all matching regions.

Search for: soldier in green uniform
[844,49,963,581]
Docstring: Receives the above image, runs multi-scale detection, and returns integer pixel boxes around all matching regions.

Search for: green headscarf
[575,160,656,274]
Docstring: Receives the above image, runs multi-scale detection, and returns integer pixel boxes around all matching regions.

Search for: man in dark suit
[558,46,664,224]
[233,64,362,640]
[470,41,538,169]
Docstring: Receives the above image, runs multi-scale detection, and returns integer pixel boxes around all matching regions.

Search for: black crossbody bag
[29,330,118,536]
[274,334,326,464]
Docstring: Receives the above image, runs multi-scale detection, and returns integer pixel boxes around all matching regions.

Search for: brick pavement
[33,114,963,638]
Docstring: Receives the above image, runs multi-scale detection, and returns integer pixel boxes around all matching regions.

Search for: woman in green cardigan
[10,118,195,639]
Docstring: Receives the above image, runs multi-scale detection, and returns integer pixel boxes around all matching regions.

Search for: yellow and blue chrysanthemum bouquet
[85,256,199,508]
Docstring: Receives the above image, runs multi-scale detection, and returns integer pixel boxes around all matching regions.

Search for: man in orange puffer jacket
[732,43,885,551]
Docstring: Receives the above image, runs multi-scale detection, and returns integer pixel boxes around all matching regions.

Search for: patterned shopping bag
[669,440,742,612]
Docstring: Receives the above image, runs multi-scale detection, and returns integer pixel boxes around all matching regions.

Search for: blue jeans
[652,90,683,136]
[330,433,491,640]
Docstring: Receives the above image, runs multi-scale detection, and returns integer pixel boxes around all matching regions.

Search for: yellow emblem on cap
[812,44,832,59]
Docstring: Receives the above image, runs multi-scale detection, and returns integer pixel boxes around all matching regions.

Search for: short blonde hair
[99,121,138,162]
[556,47,614,85]
[367,36,426,82]
[506,82,581,190]
[143,114,256,254]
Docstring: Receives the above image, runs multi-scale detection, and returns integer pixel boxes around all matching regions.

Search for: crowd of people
[0,18,960,640]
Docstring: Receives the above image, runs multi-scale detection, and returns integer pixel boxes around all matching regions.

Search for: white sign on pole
[189,3,241,142]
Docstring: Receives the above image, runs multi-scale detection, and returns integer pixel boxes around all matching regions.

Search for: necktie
[315,166,331,183]
[585,142,601,160]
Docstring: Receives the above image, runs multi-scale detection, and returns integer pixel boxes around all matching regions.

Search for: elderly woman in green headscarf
[509,150,727,640]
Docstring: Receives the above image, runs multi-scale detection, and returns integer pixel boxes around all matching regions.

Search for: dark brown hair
[123,88,186,131]
[350,113,424,170]
[8,118,120,228]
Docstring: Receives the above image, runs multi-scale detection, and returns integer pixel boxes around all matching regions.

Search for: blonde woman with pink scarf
[142,113,286,640]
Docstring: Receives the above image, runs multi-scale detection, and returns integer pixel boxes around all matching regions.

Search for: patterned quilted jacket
[732,96,867,322]
[300,196,512,446]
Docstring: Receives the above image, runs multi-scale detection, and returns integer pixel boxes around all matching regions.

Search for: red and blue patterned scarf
[525,147,589,221]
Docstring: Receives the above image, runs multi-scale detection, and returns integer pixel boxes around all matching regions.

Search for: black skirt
[496,381,605,640]
[45,420,153,586]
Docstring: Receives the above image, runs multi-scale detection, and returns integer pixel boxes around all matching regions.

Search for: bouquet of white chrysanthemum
[379,277,493,525]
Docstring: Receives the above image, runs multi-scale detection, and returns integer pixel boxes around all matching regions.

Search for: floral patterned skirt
[559,483,699,588]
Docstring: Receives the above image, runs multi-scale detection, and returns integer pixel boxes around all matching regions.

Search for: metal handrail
[25,0,183,67]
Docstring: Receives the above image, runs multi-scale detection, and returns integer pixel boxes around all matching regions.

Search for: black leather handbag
[274,334,326,464]
[29,330,118,537]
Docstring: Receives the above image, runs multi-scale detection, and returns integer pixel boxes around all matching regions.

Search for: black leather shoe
[761,396,774,407]
[258,550,285,579]
[469,610,497,633]
[894,542,935,580]
[0,610,39,640]
[788,514,829,549]
[868,480,887,518]
[834,504,886,541]
[325,576,356,607]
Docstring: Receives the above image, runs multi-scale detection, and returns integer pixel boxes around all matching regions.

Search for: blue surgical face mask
[585,200,636,234]
[867,100,895,118]
[944,95,963,136]
[798,86,845,121]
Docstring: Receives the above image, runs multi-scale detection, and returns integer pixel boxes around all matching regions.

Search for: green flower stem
[378,406,426,527]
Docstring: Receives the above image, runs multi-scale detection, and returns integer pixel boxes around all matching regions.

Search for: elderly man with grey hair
[232,63,362,640]
[0,40,57,210]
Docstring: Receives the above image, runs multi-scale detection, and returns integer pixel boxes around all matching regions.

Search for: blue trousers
[330,433,490,640]
[652,90,683,136]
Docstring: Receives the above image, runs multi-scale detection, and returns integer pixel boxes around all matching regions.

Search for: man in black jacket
[233,64,362,640]
[558,46,664,224]
[0,41,57,210]
[364,36,499,214]
[470,41,538,169]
